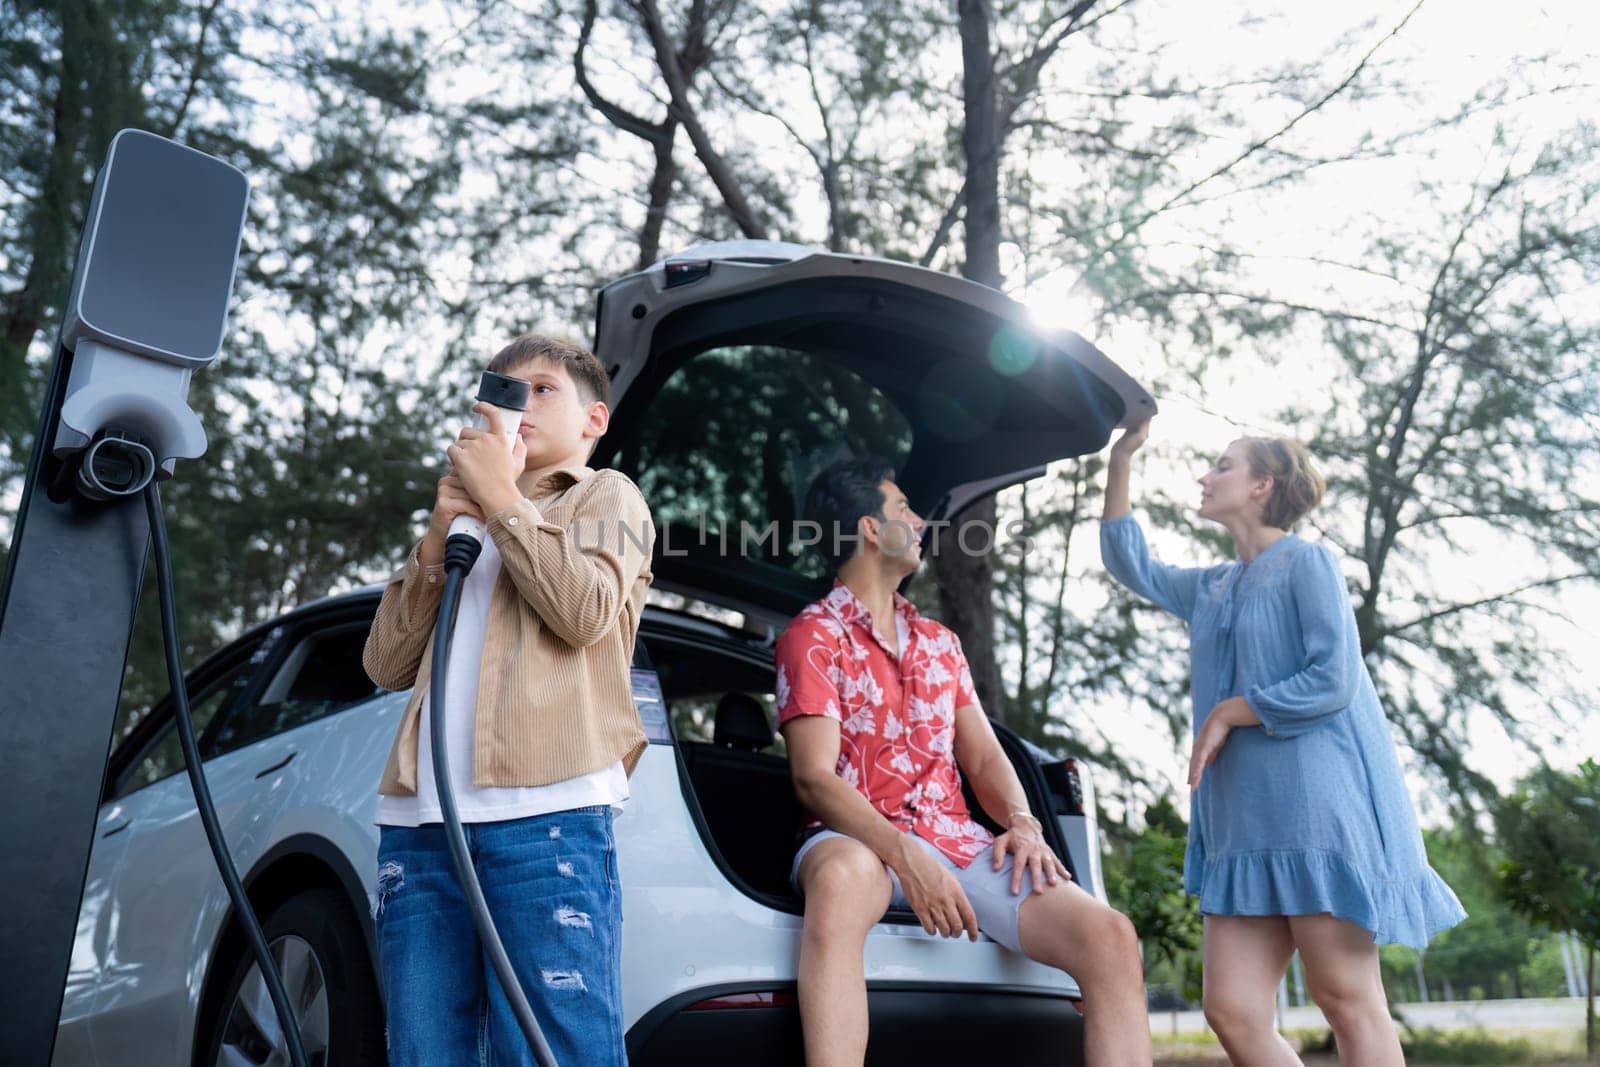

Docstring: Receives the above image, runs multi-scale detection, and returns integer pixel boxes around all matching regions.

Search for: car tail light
[1041,758,1085,816]
[664,259,712,288]
[685,990,797,1011]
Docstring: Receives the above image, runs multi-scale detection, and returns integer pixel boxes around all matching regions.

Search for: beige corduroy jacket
[363,465,655,795]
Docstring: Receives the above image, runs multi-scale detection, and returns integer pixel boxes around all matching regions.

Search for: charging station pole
[0,131,247,1066]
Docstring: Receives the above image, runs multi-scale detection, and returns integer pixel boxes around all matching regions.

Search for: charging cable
[144,482,309,1067]
[428,371,559,1067]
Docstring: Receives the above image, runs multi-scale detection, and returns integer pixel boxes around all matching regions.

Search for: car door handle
[254,752,298,779]
[100,819,131,838]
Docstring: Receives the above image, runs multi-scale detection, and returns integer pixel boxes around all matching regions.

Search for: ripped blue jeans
[374,807,625,1066]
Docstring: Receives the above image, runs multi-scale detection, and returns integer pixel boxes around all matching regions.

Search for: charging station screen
[77,132,249,365]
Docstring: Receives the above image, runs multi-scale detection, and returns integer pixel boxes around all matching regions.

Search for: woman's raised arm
[1099,419,1209,623]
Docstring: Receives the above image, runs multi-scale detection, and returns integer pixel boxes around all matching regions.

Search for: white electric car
[54,241,1153,1066]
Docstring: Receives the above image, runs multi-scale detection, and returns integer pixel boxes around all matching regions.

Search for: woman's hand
[1104,418,1152,519]
[1188,716,1232,790]
[1189,696,1260,789]
[1109,418,1151,463]
[447,403,527,517]
[991,816,1071,896]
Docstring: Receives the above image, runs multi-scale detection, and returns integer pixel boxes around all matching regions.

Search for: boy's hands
[448,403,527,517]
[419,473,482,565]
[430,474,483,535]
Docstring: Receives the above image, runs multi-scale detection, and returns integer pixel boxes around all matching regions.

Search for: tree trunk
[638,129,679,270]
[933,496,1004,721]
[957,0,1002,288]
[637,0,766,239]
[1587,939,1595,1061]
[936,0,1006,721]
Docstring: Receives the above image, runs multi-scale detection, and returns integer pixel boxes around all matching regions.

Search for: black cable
[144,483,309,1067]
[431,533,559,1067]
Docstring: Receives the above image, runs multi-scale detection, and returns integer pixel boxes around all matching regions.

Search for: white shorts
[790,828,1042,953]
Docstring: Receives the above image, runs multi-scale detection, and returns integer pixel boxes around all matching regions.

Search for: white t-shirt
[375,532,629,828]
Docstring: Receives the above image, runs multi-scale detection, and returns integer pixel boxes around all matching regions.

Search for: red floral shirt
[775,580,994,867]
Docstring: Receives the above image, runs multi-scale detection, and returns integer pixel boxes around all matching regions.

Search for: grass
[1152,1026,1590,1065]
[1398,1026,1587,1065]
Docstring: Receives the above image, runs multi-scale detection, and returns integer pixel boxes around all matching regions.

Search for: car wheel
[199,887,383,1066]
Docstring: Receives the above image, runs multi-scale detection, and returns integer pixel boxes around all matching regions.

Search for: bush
[1399,1027,1535,1065]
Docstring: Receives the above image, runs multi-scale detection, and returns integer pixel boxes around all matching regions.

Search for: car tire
[196,887,384,1066]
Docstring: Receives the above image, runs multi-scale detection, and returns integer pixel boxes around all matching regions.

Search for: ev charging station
[0,130,250,1065]
[0,129,558,1067]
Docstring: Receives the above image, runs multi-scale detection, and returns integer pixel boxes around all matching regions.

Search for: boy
[362,334,654,1066]
[776,457,1151,1067]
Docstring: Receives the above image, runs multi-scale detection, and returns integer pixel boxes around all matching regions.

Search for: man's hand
[992,817,1071,896]
[1189,696,1259,789]
[448,403,526,517]
[892,836,979,941]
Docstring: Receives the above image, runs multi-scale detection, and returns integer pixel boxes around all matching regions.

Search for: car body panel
[56,695,404,1066]
[615,744,1077,1034]
[60,664,1078,1065]
[52,805,130,1067]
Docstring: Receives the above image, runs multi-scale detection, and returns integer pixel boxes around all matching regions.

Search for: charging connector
[77,432,157,500]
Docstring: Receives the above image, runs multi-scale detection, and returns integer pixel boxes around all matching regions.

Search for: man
[363,333,653,1066]
[776,457,1152,1067]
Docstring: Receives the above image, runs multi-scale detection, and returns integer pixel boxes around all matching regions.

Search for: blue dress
[1101,513,1465,947]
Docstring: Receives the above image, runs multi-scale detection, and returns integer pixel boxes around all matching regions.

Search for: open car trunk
[637,612,1088,916]
[596,241,1144,910]
[593,240,1155,620]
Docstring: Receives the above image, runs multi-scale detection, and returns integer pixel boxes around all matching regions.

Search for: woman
[1101,419,1463,1066]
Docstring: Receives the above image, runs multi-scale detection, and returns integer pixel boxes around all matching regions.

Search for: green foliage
[991,460,1193,794]
[1104,795,1202,981]
[1495,759,1600,1057]
[1417,829,1541,999]
[1292,139,1600,812]
[1496,760,1600,945]
[1398,1028,1538,1065]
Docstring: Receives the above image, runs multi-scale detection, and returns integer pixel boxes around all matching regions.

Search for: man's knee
[800,844,891,932]
[1026,894,1141,979]
[1102,908,1140,955]
[1083,906,1141,977]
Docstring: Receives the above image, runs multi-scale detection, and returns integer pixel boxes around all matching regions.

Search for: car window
[612,344,913,581]
[642,632,784,754]
[113,654,259,799]
[208,624,379,757]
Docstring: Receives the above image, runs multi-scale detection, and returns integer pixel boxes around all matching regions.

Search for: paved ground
[1149,995,1588,1035]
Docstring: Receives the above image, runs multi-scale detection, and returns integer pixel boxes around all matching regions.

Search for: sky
[1013,0,1600,817]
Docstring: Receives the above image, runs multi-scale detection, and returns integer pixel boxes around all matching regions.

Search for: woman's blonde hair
[1238,437,1326,530]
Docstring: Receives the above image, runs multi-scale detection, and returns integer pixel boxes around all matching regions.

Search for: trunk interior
[638,614,1077,915]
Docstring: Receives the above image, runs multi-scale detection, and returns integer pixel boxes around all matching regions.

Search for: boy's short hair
[488,333,612,408]
[804,456,897,572]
